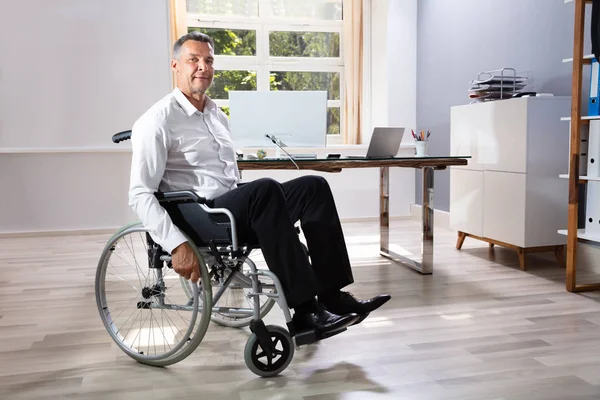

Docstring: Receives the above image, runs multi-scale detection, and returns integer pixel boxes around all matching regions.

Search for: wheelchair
[95,130,341,377]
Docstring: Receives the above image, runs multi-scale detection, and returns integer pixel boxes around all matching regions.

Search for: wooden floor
[2,220,600,400]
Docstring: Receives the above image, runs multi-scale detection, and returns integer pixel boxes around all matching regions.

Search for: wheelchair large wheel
[96,223,212,367]
[244,325,295,377]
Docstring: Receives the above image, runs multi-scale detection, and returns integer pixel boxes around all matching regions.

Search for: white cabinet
[450,97,570,268]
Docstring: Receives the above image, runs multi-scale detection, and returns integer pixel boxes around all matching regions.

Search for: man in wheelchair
[129,31,390,339]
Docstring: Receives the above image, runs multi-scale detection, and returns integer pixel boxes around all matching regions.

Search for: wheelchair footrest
[294,329,318,346]
[293,327,347,346]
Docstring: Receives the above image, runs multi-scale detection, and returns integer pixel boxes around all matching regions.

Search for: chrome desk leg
[421,166,434,274]
[380,166,390,252]
[379,166,434,275]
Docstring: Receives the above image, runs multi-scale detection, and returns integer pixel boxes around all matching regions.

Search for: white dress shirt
[129,88,240,253]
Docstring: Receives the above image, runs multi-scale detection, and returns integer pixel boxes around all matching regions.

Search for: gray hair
[173,31,214,59]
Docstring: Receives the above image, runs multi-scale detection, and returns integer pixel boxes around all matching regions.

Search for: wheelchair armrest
[154,190,207,205]
[156,189,241,255]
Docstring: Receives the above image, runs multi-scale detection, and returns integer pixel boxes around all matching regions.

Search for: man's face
[172,40,215,95]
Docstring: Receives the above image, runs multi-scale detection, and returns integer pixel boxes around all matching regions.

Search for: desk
[238,156,469,274]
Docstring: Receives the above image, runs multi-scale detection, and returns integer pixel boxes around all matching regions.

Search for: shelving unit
[562,54,595,64]
[558,229,600,242]
[560,115,600,123]
[559,174,600,182]
[563,0,600,292]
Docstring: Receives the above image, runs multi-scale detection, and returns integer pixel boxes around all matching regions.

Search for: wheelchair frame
[155,190,293,323]
[96,130,318,377]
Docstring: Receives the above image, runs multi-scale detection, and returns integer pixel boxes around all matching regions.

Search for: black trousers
[165,176,354,308]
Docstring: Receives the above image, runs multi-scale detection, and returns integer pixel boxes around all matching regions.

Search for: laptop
[347,127,405,158]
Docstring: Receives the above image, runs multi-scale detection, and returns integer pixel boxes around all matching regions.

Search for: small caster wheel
[244,325,294,377]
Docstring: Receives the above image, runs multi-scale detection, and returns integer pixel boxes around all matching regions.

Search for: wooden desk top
[237,157,469,173]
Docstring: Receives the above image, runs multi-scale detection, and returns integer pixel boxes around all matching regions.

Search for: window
[185,0,344,138]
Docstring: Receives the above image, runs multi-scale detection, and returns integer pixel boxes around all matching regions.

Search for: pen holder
[415,141,428,157]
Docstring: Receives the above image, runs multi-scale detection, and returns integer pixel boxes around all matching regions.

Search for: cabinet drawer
[483,171,526,247]
[451,99,528,173]
[450,169,483,236]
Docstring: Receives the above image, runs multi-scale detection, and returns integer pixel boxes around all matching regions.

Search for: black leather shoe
[292,305,359,334]
[320,291,391,316]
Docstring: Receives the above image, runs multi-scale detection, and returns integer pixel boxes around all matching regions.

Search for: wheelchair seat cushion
[164,202,235,247]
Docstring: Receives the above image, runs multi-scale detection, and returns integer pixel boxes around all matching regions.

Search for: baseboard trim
[0,227,119,239]
[410,204,450,229]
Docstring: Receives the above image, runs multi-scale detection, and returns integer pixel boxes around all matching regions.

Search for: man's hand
[171,242,200,283]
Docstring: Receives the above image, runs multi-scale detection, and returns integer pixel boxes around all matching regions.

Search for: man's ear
[171,59,178,73]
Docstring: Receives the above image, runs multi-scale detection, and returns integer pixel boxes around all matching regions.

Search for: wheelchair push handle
[154,190,207,205]
[112,130,205,205]
[112,130,132,143]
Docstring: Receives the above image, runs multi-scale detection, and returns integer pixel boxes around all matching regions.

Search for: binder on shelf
[589,59,600,116]
[588,120,600,177]
[585,181,600,235]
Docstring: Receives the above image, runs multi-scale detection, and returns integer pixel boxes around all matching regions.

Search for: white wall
[0,150,135,233]
[387,0,417,138]
[367,0,417,217]
[368,0,417,146]
[0,0,418,235]
[369,0,389,134]
[0,0,171,235]
[0,0,173,148]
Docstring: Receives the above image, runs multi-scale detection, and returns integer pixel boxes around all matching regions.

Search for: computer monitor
[228,91,328,148]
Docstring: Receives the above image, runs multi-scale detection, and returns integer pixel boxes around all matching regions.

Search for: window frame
[186,2,344,144]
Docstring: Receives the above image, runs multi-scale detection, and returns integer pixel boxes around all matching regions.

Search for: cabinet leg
[555,245,566,268]
[518,248,527,271]
[489,243,495,248]
[456,231,467,250]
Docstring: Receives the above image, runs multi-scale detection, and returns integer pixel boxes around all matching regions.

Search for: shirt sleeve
[128,115,188,253]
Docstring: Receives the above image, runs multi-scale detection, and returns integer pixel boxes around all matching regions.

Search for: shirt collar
[172,87,217,117]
